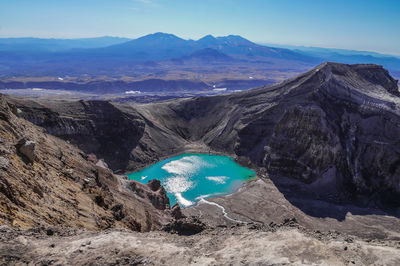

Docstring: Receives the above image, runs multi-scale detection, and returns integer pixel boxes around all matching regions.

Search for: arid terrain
[1,62,399,265]
[1,220,400,265]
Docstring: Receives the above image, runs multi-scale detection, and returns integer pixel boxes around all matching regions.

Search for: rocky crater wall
[12,63,400,209]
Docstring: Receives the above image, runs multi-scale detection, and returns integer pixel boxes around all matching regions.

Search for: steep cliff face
[0,94,174,231]
[232,63,400,206]
[13,99,146,171]
[12,63,400,208]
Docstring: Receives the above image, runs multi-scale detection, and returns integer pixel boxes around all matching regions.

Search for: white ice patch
[213,88,227,92]
[165,176,193,193]
[175,192,194,207]
[161,156,211,176]
[164,174,195,207]
[140,175,147,180]
[206,176,229,184]
[125,90,141,94]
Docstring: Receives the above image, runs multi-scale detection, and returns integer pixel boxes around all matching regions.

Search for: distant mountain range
[51,32,317,63]
[0,36,130,52]
[0,32,399,80]
[0,33,314,61]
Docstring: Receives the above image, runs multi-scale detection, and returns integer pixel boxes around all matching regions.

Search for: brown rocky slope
[0,94,175,231]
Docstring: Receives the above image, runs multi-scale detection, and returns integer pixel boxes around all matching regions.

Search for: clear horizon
[1,0,400,55]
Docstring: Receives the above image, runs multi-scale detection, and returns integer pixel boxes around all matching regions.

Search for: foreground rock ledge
[0,225,399,265]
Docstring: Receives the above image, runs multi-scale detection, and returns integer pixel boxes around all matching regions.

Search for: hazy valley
[1,33,399,102]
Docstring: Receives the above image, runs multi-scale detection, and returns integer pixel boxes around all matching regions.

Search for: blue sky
[1,0,399,54]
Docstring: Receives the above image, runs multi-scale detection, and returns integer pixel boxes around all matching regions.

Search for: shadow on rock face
[269,175,400,222]
[163,217,206,236]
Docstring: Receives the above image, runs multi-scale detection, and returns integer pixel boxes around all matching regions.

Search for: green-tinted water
[127,153,255,207]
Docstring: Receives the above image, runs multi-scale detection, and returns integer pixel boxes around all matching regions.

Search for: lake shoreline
[126,153,256,207]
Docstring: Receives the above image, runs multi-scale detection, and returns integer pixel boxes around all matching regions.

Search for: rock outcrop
[164,217,206,235]
[16,138,36,163]
[128,179,170,210]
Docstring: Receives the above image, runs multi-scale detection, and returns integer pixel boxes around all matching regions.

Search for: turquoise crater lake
[127,153,256,207]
